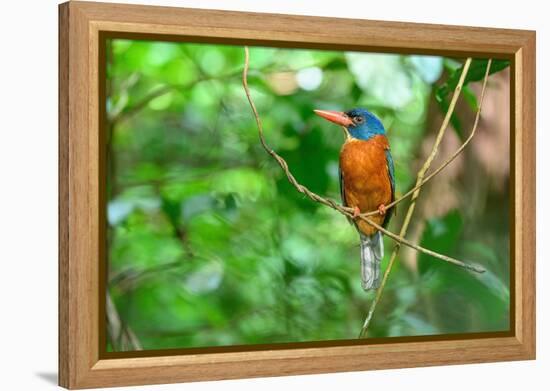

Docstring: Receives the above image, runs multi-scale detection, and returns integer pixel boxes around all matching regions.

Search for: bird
[314,108,395,290]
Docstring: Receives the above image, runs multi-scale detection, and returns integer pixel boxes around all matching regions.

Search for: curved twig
[358,59,493,338]
[242,47,485,274]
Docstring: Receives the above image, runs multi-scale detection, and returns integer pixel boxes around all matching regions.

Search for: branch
[109,260,184,291]
[112,83,175,122]
[358,59,493,338]
[106,291,142,351]
[111,71,242,124]
[242,47,485,274]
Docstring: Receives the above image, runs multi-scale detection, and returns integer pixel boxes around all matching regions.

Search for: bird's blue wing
[384,149,396,227]
[339,166,354,225]
[339,166,346,207]
[385,149,395,202]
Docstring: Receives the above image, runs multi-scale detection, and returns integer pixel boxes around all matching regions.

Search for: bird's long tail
[359,232,383,290]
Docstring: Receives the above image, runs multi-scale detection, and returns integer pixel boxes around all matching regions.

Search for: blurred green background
[105,39,511,352]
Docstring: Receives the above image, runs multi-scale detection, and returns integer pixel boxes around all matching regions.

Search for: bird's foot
[377,204,387,216]
[352,206,361,219]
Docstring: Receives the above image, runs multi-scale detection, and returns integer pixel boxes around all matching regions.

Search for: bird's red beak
[314,109,353,127]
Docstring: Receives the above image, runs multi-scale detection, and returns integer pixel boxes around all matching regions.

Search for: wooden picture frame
[59,1,536,389]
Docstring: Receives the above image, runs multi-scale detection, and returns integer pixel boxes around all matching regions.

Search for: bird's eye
[354,116,364,123]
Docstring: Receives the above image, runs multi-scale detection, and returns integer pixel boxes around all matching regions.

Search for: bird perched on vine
[314,108,395,291]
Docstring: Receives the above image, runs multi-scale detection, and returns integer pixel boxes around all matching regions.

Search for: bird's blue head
[314,107,386,141]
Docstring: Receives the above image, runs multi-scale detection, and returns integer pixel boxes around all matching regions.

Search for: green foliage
[435,59,510,138]
[106,39,510,351]
[418,211,509,333]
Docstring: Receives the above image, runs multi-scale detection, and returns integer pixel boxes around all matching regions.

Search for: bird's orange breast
[340,135,393,236]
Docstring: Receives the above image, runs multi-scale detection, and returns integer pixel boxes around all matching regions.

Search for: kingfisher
[314,108,395,291]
